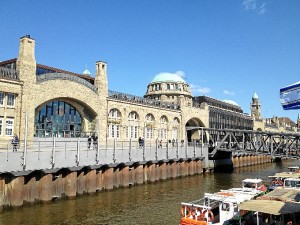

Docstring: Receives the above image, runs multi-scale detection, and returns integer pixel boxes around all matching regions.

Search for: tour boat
[179,179,267,225]
[268,167,300,190]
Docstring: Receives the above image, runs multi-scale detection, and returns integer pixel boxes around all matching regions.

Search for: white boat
[179,179,267,225]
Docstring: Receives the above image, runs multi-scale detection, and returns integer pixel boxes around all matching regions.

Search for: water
[0,160,298,225]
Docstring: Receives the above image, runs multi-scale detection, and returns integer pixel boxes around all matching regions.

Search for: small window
[0,92,4,106]
[167,84,170,90]
[7,94,15,107]
[5,118,14,136]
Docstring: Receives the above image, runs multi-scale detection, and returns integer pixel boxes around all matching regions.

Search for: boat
[179,179,267,225]
[268,167,300,190]
[239,188,300,225]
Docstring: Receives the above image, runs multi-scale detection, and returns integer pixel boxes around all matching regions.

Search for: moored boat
[179,179,267,225]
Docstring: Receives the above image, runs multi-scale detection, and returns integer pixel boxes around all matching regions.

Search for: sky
[1,0,300,121]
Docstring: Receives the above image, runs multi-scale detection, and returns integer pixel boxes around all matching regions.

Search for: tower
[94,61,108,143]
[297,113,300,128]
[250,91,261,120]
[16,35,37,141]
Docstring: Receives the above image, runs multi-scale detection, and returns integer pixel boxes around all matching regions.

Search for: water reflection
[0,160,298,225]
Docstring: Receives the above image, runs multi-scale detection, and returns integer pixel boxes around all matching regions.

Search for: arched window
[172,117,180,140]
[145,113,155,139]
[159,116,168,140]
[108,108,121,138]
[127,111,139,139]
[35,101,82,137]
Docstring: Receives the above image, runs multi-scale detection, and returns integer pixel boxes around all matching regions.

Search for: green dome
[151,72,186,84]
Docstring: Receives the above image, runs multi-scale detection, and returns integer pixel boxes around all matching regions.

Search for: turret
[16,35,36,83]
[95,61,108,97]
[250,91,261,120]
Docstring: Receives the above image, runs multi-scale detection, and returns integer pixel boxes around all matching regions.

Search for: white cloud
[243,0,257,10]
[223,89,235,96]
[243,0,267,15]
[258,3,266,14]
[175,70,186,78]
[190,84,211,95]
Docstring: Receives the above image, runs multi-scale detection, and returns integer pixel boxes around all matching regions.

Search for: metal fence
[0,137,206,174]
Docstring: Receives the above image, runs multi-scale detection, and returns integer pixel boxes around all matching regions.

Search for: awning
[239,200,300,215]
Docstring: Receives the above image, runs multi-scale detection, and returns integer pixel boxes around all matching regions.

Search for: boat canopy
[239,199,300,215]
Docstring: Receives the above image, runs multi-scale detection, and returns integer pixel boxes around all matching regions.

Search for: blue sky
[1,0,300,121]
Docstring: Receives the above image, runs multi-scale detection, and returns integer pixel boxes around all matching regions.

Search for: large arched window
[127,111,139,139]
[108,108,121,138]
[35,101,82,137]
[159,116,168,140]
[145,113,155,139]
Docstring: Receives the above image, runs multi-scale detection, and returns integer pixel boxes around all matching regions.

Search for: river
[0,160,298,225]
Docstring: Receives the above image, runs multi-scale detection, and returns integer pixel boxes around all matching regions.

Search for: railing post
[113,138,116,162]
[129,138,132,161]
[51,136,56,168]
[166,140,169,159]
[96,118,100,164]
[155,139,158,160]
[201,127,204,156]
[176,140,179,158]
[22,112,28,169]
[76,138,80,166]
[193,140,196,157]
[185,138,188,158]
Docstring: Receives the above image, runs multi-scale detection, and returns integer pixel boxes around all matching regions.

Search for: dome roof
[150,72,186,84]
[223,99,240,107]
[83,68,91,76]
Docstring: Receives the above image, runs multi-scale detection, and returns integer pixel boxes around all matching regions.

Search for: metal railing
[0,138,206,174]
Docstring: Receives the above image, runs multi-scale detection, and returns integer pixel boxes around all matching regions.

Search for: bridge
[187,127,300,159]
[0,128,299,175]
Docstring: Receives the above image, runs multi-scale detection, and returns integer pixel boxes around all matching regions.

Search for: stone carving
[36,73,98,93]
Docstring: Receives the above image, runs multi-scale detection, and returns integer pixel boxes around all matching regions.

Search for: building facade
[0,36,298,148]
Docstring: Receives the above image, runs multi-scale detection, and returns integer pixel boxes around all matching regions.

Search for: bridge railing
[0,138,206,174]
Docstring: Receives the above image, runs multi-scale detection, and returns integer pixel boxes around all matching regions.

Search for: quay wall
[232,154,273,168]
[0,154,274,210]
[0,159,203,210]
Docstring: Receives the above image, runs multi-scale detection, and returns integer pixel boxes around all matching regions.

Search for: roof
[222,99,239,107]
[242,178,262,184]
[252,91,259,99]
[239,199,300,215]
[278,117,296,127]
[258,189,300,202]
[0,58,94,83]
[150,72,186,84]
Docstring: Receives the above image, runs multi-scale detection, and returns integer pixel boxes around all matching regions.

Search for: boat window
[221,203,230,211]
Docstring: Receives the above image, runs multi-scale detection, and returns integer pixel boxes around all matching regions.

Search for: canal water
[1,160,299,225]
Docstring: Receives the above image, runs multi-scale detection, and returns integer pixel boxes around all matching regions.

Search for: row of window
[0,118,14,136]
[108,109,179,125]
[0,92,15,107]
[107,123,178,140]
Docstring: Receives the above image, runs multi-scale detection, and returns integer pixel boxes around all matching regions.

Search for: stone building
[0,35,297,148]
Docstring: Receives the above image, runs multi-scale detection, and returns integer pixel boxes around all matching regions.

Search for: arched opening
[185,118,205,143]
[35,98,98,138]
